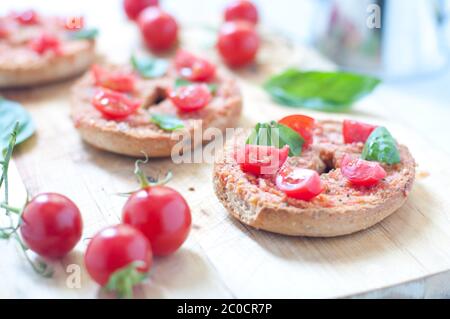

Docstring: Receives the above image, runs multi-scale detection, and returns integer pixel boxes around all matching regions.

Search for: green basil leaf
[246,121,304,156]
[0,98,35,154]
[174,78,218,95]
[264,69,381,112]
[131,54,168,78]
[69,28,99,40]
[361,126,400,164]
[150,114,184,131]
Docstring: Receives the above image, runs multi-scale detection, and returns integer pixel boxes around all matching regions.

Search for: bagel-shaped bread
[0,12,95,88]
[213,120,415,237]
[70,64,242,157]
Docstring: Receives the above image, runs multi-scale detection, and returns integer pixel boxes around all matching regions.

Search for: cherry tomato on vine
[279,114,315,149]
[138,7,178,52]
[276,167,323,201]
[84,225,152,287]
[92,89,142,120]
[174,50,216,82]
[12,10,39,25]
[123,0,159,20]
[169,84,211,112]
[235,144,289,176]
[20,193,83,259]
[123,186,191,256]
[343,119,377,144]
[340,154,386,187]
[28,34,61,55]
[224,0,259,25]
[91,65,136,93]
[217,21,259,68]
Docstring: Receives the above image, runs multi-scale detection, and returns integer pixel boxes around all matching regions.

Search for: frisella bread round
[0,10,96,88]
[213,118,415,237]
[70,51,242,157]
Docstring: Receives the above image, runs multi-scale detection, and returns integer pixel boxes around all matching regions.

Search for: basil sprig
[131,54,168,78]
[174,78,218,95]
[151,114,184,131]
[246,121,304,156]
[362,127,400,164]
[69,28,99,40]
[264,69,381,112]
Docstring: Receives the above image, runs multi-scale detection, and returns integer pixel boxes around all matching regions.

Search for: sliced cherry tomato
[224,0,259,25]
[91,65,136,93]
[174,50,216,82]
[92,89,142,120]
[276,167,323,201]
[12,10,39,25]
[343,119,377,144]
[235,144,289,176]
[64,16,84,30]
[217,21,259,68]
[20,193,83,259]
[0,22,10,38]
[169,84,211,112]
[28,33,61,55]
[123,186,191,256]
[138,7,178,52]
[341,154,386,187]
[279,114,315,149]
[84,224,152,286]
[123,0,159,20]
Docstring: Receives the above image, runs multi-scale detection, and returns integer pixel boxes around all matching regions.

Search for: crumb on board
[416,170,430,179]
[188,187,195,191]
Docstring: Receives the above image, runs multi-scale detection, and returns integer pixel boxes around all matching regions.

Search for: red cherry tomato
[138,7,178,52]
[84,224,152,286]
[235,144,289,176]
[123,0,159,20]
[28,33,61,55]
[343,119,377,144]
[12,10,39,25]
[279,114,315,149]
[174,50,216,82]
[169,84,211,112]
[20,193,83,259]
[276,167,323,201]
[217,21,259,68]
[341,154,386,187]
[0,22,10,38]
[224,0,259,25]
[123,186,191,256]
[92,89,142,120]
[91,65,136,93]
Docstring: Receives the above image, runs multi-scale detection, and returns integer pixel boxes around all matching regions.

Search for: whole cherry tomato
[343,119,377,144]
[84,225,152,287]
[174,50,216,82]
[20,193,83,259]
[217,21,259,68]
[279,114,315,149]
[12,10,39,25]
[340,154,386,187]
[168,84,212,112]
[235,144,289,176]
[91,65,136,93]
[92,89,142,120]
[276,167,323,201]
[224,0,259,25]
[138,7,178,52]
[28,33,61,55]
[123,0,159,20]
[123,186,192,256]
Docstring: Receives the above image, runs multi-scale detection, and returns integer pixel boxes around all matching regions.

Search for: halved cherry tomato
[276,167,323,201]
[174,50,216,82]
[168,84,211,112]
[224,0,259,25]
[123,186,191,256]
[91,65,136,93]
[124,0,159,20]
[28,33,61,55]
[12,10,39,25]
[279,114,315,149]
[138,7,178,52]
[341,154,386,187]
[235,144,289,176]
[92,89,142,120]
[343,119,377,144]
[217,21,259,68]
[0,22,10,38]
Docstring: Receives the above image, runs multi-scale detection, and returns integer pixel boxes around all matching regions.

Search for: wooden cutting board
[2,3,450,299]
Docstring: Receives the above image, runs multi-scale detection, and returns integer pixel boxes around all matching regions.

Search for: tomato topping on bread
[174,50,216,82]
[341,154,386,187]
[343,119,377,144]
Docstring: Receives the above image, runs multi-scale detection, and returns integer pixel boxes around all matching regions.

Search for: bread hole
[142,86,168,109]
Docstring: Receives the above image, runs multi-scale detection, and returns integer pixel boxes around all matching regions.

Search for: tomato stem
[133,153,172,189]
[104,261,148,299]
